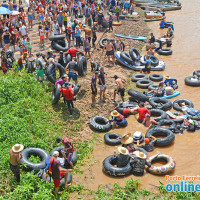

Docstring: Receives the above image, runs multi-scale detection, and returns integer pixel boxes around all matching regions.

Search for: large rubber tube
[102,155,132,176]
[149,73,163,81]
[104,133,122,146]
[157,49,172,56]
[49,35,65,41]
[145,127,175,146]
[144,55,159,67]
[99,38,109,48]
[129,48,141,61]
[193,70,200,77]
[65,53,71,65]
[149,98,172,111]
[136,79,153,89]
[146,154,175,175]
[185,76,200,87]
[148,84,159,91]
[50,146,77,167]
[20,148,49,172]
[52,83,61,104]
[51,40,69,52]
[173,99,194,112]
[46,63,65,84]
[40,170,72,186]
[128,89,149,102]
[120,52,134,65]
[89,116,112,132]
[131,74,148,82]
[157,119,176,132]
[77,55,87,76]
[150,109,167,122]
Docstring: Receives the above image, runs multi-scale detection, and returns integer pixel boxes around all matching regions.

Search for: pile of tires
[49,35,69,52]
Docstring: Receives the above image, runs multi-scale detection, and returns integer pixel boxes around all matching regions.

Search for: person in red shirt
[60,82,74,117]
[51,151,73,194]
[65,46,84,59]
[134,102,151,123]
[61,137,75,169]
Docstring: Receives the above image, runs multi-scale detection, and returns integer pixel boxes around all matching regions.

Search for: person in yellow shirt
[63,11,68,30]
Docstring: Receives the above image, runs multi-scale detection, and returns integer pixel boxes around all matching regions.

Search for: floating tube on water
[149,109,167,122]
[136,79,153,89]
[131,74,148,82]
[156,119,176,132]
[173,99,194,112]
[157,49,173,56]
[149,98,172,111]
[149,73,163,81]
[128,89,149,102]
[103,155,132,177]
[115,51,165,71]
[145,154,175,175]
[145,127,175,146]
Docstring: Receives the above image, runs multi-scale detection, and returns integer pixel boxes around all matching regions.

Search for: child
[26,37,32,56]
[40,26,45,48]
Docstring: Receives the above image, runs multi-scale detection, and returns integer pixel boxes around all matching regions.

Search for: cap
[53,151,59,156]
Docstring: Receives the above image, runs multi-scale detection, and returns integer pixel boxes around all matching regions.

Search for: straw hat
[111,110,120,117]
[109,12,112,15]
[165,75,171,79]
[121,133,134,144]
[12,144,24,153]
[99,10,103,13]
[117,147,129,155]
[133,151,147,159]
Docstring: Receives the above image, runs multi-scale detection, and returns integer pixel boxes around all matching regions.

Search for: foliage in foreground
[0,71,93,199]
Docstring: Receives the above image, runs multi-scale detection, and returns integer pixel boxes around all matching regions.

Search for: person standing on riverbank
[9,144,24,183]
[113,75,125,102]
[102,39,115,64]
[98,67,106,102]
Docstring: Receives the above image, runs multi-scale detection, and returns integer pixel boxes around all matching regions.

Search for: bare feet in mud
[65,183,71,188]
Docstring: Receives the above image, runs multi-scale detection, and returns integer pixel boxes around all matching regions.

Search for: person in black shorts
[91,71,99,106]
[113,75,125,102]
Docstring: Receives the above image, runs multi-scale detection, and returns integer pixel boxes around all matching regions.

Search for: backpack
[45,157,54,179]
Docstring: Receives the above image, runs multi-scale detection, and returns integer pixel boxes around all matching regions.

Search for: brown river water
[76,0,200,190]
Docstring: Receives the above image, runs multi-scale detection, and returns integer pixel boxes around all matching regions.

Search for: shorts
[68,72,77,81]
[91,87,97,95]
[53,172,65,188]
[45,29,49,33]
[99,84,106,90]
[98,20,102,25]
[72,32,75,39]
[37,69,44,77]
[115,88,125,97]
[66,35,71,40]
[4,39,10,44]
[137,118,143,123]
[142,68,150,73]
[106,50,114,56]
[40,35,45,39]
[85,47,90,53]
[64,21,68,26]
[28,15,33,20]
[59,24,62,28]
[28,48,32,53]
[82,4,85,8]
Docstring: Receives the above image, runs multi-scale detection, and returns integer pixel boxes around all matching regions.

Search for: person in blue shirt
[57,11,64,34]
[164,75,178,90]
[140,55,151,74]
[160,19,166,29]
[75,26,81,48]
[108,12,114,32]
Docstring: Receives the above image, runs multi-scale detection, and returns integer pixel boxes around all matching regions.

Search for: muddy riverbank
[73,0,200,192]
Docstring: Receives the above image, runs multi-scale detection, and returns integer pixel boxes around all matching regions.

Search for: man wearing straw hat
[107,110,128,128]
[117,147,130,167]
[121,133,135,154]
[9,144,24,183]
[130,151,151,176]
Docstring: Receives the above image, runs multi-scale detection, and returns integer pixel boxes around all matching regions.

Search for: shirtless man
[102,39,115,64]
[84,26,92,43]
[9,144,24,183]
[17,52,27,70]
[113,75,125,102]
[115,38,123,51]
[147,48,154,56]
